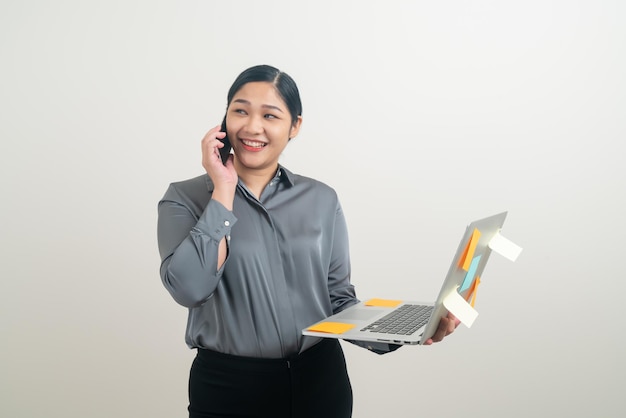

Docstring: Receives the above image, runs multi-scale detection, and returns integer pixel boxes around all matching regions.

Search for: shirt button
[224,220,230,227]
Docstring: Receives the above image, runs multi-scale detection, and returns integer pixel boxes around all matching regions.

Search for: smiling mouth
[241,139,267,149]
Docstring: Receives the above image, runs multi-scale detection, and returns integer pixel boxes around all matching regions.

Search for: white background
[1,1,624,417]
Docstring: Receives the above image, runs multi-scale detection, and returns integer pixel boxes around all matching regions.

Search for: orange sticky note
[459,228,481,271]
[364,298,403,307]
[464,276,481,308]
[470,287,478,308]
[307,322,356,334]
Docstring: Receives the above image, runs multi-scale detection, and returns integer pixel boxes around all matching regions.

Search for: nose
[243,114,264,135]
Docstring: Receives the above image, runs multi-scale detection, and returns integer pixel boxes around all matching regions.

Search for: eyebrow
[232,99,284,113]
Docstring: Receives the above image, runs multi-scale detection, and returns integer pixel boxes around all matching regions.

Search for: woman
[157,64,457,418]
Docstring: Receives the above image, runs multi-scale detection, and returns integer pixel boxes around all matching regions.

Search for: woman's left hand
[423,312,461,345]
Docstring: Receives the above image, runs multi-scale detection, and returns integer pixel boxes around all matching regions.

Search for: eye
[234,109,247,115]
[264,113,278,119]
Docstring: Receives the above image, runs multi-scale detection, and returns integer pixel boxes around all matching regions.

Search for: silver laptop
[302,212,509,345]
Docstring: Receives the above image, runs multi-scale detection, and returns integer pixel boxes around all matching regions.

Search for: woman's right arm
[158,126,238,308]
[158,195,236,308]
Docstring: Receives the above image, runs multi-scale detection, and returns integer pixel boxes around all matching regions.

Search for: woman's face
[225,81,302,173]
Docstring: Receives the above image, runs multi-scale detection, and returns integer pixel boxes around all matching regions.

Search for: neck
[236,164,278,199]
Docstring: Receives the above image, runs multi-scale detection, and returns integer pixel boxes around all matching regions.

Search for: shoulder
[282,168,342,215]
[160,174,213,213]
[286,168,339,201]
[296,174,337,195]
[166,173,213,195]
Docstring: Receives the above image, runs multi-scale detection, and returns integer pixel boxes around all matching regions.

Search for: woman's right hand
[201,125,238,209]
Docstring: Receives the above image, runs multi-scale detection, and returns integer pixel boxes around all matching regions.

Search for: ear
[288,115,303,140]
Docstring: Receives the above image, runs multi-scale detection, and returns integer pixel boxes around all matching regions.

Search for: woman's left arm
[326,202,358,314]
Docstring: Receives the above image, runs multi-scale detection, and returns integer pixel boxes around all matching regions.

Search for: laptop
[302,212,511,345]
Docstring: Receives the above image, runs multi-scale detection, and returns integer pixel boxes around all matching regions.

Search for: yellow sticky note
[364,298,403,307]
[459,228,481,271]
[307,322,356,334]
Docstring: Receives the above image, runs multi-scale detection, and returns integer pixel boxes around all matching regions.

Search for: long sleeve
[158,184,237,308]
[327,203,401,355]
[327,203,358,314]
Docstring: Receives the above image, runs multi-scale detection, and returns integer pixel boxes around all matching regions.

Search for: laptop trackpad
[335,308,384,321]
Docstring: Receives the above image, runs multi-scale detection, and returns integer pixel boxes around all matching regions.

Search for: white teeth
[242,139,266,148]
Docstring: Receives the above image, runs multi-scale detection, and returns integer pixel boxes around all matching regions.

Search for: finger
[450,313,461,328]
[201,138,223,161]
[201,125,227,146]
[224,153,234,167]
[444,312,460,333]
[202,137,224,150]
[201,130,228,171]
[201,129,227,156]
[430,318,449,343]
[447,318,456,335]
[204,124,222,138]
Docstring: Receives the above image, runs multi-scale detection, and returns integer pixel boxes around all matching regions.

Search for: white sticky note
[443,289,479,328]
[488,232,523,262]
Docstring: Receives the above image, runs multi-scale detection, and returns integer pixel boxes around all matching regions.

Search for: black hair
[226,64,302,125]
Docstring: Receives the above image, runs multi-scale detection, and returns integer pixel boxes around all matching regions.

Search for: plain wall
[1,1,624,417]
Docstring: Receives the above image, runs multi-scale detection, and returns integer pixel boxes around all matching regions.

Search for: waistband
[196,338,339,372]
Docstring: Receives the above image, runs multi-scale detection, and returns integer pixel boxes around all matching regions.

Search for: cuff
[195,199,237,241]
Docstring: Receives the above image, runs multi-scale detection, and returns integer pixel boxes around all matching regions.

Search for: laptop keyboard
[360,304,433,335]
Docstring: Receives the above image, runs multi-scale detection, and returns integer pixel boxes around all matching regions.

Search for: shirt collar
[204,164,296,192]
[276,164,296,187]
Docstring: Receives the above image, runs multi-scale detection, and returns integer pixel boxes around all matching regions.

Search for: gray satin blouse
[157,166,359,358]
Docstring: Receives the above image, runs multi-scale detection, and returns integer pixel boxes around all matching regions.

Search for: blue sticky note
[460,254,482,292]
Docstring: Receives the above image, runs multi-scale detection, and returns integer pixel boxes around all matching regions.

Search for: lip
[239,138,267,152]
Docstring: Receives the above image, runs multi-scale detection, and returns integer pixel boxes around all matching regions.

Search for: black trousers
[188,339,353,418]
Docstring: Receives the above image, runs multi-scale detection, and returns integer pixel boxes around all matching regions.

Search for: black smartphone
[218,117,232,165]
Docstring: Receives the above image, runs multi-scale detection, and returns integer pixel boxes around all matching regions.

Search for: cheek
[269,123,293,141]
[225,117,242,137]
